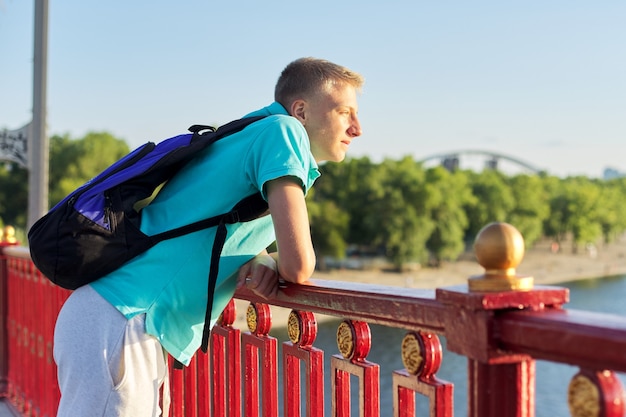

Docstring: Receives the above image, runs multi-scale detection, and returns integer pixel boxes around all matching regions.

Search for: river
[269,274,626,416]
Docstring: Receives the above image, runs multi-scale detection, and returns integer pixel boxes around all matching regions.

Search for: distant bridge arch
[419,149,544,175]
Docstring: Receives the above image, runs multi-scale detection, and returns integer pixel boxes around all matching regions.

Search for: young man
[53,57,363,416]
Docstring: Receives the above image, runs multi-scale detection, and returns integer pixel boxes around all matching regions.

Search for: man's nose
[349,116,362,137]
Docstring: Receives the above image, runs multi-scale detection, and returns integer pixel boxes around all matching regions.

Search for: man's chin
[330,154,346,163]
[314,151,346,163]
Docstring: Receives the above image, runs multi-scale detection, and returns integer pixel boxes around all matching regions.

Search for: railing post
[436,222,569,417]
[0,229,19,399]
[0,245,9,398]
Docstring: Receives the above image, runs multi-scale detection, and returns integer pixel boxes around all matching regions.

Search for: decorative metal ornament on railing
[287,310,317,347]
[469,222,534,292]
[337,320,372,361]
[394,331,453,417]
[568,369,625,417]
[246,302,272,336]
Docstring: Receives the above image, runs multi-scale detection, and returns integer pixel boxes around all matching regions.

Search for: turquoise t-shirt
[90,102,320,365]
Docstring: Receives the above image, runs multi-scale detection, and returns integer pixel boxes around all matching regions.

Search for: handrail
[238,280,626,372]
[497,308,626,372]
[236,281,445,333]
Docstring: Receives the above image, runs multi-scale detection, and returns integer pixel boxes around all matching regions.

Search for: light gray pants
[54,285,169,417]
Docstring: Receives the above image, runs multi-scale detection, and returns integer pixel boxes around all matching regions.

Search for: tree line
[1,132,625,270]
[310,157,626,269]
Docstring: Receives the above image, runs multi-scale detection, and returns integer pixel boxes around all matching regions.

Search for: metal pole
[28,0,49,229]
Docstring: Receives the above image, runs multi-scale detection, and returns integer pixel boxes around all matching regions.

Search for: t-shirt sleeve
[245,116,320,199]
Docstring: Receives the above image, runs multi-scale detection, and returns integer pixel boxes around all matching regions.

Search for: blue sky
[1,1,624,178]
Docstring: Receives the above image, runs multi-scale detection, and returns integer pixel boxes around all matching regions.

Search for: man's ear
[290,99,307,125]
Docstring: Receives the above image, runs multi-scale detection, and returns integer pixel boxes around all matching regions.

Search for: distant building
[603,167,626,180]
[442,157,460,171]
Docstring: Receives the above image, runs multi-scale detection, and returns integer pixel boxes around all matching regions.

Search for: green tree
[595,179,626,244]
[424,166,474,265]
[0,162,28,228]
[542,175,568,244]
[367,157,434,270]
[49,134,83,205]
[316,157,378,245]
[49,132,130,206]
[507,174,550,247]
[306,189,349,270]
[547,177,603,252]
[464,170,515,241]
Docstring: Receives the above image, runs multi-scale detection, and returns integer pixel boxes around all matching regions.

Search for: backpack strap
[199,193,269,352]
[187,124,216,134]
[149,192,269,244]
[173,217,231,367]
[201,218,229,353]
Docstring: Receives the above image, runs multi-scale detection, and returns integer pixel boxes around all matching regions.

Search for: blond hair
[274,57,364,109]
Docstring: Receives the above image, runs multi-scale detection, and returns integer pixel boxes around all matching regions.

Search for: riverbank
[315,236,626,289]
[233,236,626,329]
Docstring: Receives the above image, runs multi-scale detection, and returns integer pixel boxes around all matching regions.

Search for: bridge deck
[0,401,18,416]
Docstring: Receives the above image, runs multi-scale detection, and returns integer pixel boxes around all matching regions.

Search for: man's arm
[265,176,316,283]
[236,176,316,298]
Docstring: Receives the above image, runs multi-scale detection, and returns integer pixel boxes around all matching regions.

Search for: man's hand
[236,253,279,298]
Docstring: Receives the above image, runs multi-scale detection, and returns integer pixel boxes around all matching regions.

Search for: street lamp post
[28,0,49,229]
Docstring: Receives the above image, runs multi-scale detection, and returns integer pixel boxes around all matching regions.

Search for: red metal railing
[1,223,626,416]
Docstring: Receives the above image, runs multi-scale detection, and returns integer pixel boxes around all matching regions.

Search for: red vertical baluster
[212,332,226,417]
[0,250,8,402]
[184,355,198,417]
[8,257,18,411]
[16,258,28,413]
[21,259,30,413]
[34,263,45,416]
[6,256,18,406]
[396,386,415,417]
[169,356,185,417]
[25,259,36,415]
[22,259,31,414]
[29,263,38,415]
[283,353,301,417]
[333,366,350,416]
[281,310,324,417]
[241,302,278,417]
[211,299,241,417]
[244,342,260,417]
[196,350,211,417]
[39,269,50,417]
[1,253,13,407]
[45,271,59,417]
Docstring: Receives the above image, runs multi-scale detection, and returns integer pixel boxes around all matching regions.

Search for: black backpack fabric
[28,115,270,351]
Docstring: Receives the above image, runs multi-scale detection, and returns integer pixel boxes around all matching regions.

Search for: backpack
[28,115,270,352]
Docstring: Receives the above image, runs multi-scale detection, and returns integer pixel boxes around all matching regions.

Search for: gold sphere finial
[2,225,17,244]
[468,222,533,292]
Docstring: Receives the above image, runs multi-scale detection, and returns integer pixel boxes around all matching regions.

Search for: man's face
[299,84,362,163]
